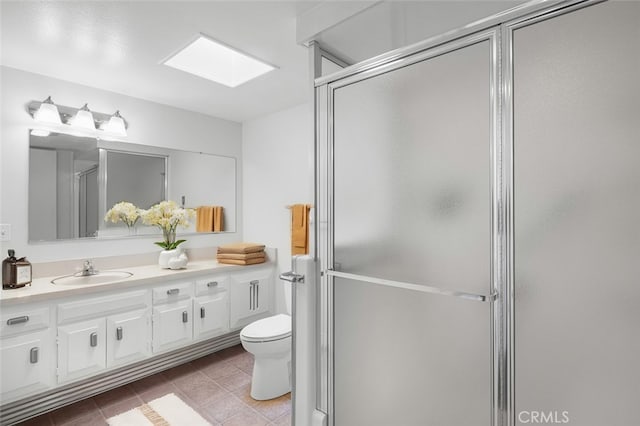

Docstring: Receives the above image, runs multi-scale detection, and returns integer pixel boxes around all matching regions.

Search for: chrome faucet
[80,260,97,276]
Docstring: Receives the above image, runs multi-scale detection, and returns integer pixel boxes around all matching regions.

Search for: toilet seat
[240,314,291,343]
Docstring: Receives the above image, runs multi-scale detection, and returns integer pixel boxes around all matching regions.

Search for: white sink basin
[51,270,133,286]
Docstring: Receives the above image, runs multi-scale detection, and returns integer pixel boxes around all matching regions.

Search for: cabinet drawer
[153,281,193,305]
[58,290,150,324]
[1,307,51,338]
[195,276,229,297]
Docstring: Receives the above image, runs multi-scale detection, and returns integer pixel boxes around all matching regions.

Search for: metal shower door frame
[313,1,603,425]
[315,26,502,426]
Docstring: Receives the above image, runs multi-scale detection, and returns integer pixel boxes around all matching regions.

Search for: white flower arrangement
[104,201,141,229]
[140,200,195,250]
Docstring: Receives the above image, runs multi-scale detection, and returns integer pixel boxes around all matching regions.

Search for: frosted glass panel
[333,42,491,295]
[514,2,640,425]
[335,278,490,425]
[333,41,491,425]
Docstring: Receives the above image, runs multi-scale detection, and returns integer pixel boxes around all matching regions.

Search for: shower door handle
[326,270,492,302]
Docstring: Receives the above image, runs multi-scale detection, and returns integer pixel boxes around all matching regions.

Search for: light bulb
[104,110,127,136]
[33,96,62,124]
[71,104,96,129]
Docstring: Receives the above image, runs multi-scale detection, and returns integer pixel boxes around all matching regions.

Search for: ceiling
[0,1,319,123]
[1,1,526,123]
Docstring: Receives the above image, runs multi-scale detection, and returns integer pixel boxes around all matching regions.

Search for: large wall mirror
[28,131,236,242]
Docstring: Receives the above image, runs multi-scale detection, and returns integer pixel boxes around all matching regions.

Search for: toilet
[240,278,292,400]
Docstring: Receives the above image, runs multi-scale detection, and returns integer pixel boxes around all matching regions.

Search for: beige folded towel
[216,252,265,260]
[217,257,266,266]
[217,242,266,254]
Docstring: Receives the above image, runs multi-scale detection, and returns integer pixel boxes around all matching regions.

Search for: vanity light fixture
[70,103,96,130]
[162,34,276,88]
[102,110,127,136]
[32,96,62,125]
[27,100,129,139]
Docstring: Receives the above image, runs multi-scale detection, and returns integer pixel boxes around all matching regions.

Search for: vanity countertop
[0,259,275,306]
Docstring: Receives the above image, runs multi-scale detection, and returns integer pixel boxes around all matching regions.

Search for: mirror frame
[98,147,169,232]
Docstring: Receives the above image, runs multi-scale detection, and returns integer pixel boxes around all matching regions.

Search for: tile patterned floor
[17,345,291,426]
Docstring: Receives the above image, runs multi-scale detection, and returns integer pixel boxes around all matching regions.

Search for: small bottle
[2,249,32,289]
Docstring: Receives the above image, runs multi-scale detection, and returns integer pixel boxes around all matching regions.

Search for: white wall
[28,148,57,241]
[0,66,243,262]
[242,103,313,313]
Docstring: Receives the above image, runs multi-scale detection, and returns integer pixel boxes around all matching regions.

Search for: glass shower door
[329,35,495,425]
[512,2,640,425]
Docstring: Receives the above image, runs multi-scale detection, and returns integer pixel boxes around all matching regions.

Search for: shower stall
[313,1,640,425]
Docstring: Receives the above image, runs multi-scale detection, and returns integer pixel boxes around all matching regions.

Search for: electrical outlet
[0,224,11,241]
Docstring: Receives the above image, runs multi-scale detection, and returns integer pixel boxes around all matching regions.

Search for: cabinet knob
[200,307,206,318]
[116,326,123,341]
[167,288,180,295]
[207,281,218,288]
[90,332,98,347]
[6,316,29,325]
[30,347,39,364]
[182,311,188,323]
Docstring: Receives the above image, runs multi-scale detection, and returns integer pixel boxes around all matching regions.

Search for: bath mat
[107,393,211,426]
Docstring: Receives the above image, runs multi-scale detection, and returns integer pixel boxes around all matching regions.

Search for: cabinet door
[58,318,106,383]
[152,300,193,353]
[230,270,273,329]
[194,292,228,340]
[107,308,151,368]
[0,329,55,402]
[253,280,270,315]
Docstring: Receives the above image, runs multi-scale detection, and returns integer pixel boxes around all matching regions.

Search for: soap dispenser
[2,249,32,289]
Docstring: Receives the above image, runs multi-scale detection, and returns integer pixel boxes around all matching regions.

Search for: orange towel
[214,206,224,232]
[291,204,310,255]
[196,206,214,232]
[217,242,266,254]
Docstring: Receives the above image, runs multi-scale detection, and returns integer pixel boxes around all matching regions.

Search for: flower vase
[127,225,137,236]
[158,249,179,269]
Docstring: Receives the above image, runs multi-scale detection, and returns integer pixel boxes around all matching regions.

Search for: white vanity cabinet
[0,306,56,402]
[152,281,193,353]
[0,259,277,424]
[229,267,274,329]
[57,290,151,383]
[193,276,230,341]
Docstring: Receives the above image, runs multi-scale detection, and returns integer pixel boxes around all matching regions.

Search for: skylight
[163,34,276,88]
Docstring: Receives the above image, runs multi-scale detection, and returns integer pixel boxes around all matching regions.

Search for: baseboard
[0,331,241,425]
